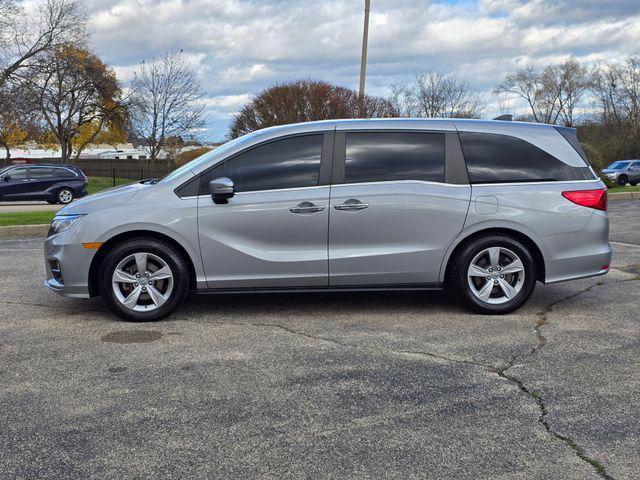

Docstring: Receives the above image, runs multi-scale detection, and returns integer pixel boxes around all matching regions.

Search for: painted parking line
[611,241,640,248]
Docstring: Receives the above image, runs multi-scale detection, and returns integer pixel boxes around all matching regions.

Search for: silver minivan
[45,119,611,321]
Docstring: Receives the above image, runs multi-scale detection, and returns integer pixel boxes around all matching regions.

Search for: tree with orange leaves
[22,44,127,162]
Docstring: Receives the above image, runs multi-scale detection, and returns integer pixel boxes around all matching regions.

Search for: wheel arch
[441,227,546,285]
[88,230,198,297]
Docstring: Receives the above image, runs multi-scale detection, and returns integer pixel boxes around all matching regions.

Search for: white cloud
[80,0,640,140]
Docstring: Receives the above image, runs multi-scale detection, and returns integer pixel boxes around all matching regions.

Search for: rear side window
[344,132,445,184]
[200,134,324,193]
[459,132,594,184]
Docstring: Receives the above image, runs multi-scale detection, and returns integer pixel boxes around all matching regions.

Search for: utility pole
[358,0,371,115]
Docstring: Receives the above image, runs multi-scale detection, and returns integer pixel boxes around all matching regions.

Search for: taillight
[562,189,607,211]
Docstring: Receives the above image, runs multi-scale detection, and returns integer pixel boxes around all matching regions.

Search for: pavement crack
[496,368,615,480]
[493,282,616,480]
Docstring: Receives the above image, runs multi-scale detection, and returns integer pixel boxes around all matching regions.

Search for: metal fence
[28,158,175,193]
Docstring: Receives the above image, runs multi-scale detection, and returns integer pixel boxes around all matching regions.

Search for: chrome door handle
[290,201,325,214]
[334,199,369,211]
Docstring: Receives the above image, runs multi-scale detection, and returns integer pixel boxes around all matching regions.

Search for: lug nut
[136,273,140,278]
[486,276,491,280]
[500,274,504,278]
[488,267,493,272]
[142,286,147,292]
[145,273,149,277]
[493,280,499,285]
[134,282,139,287]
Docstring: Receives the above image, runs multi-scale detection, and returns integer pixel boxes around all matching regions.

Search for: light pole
[358,0,371,115]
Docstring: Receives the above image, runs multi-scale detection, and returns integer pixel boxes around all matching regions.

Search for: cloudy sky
[79,0,640,141]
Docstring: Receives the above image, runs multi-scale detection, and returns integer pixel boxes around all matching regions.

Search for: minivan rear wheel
[450,235,536,314]
[99,238,190,321]
[57,188,74,204]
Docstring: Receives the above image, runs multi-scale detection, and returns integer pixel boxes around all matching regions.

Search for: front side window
[222,135,324,193]
[344,132,445,184]
[459,132,594,184]
[7,167,27,180]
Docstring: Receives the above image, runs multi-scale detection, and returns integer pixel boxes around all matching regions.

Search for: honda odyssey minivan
[44,119,611,321]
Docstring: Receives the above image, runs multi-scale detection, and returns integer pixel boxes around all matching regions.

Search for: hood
[57,182,145,215]
[601,169,618,174]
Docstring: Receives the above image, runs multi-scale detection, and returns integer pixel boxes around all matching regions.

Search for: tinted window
[54,167,77,178]
[30,167,53,177]
[609,161,630,170]
[344,132,445,184]
[7,167,27,180]
[459,132,594,184]
[222,135,323,193]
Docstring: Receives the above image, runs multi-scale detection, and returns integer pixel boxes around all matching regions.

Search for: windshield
[607,161,630,170]
[159,132,260,184]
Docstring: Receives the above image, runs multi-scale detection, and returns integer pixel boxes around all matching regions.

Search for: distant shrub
[175,147,213,167]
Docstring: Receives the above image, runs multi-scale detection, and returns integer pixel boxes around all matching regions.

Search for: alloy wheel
[467,246,525,305]
[111,252,174,312]
[58,189,73,204]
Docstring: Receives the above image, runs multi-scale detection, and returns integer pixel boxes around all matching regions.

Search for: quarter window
[220,135,324,193]
[344,132,445,184]
[459,132,594,183]
[54,168,77,178]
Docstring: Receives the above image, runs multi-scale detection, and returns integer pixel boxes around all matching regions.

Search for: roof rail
[493,114,513,121]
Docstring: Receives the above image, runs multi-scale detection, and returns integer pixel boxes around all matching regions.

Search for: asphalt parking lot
[1,201,639,479]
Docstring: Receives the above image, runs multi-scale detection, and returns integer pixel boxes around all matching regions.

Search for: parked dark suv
[0,164,88,204]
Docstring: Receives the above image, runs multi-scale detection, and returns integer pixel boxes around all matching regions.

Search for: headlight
[48,214,85,237]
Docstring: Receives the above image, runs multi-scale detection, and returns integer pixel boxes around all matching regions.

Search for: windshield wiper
[139,178,159,185]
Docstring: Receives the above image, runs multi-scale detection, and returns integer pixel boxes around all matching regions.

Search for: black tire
[57,187,74,204]
[46,200,57,204]
[630,180,638,186]
[98,238,190,321]
[448,235,537,315]
[617,175,628,186]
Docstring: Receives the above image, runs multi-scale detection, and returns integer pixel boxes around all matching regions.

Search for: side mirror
[209,177,234,204]
[3,175,11,181]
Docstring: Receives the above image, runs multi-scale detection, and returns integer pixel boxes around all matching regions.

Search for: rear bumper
[540,210,612,284]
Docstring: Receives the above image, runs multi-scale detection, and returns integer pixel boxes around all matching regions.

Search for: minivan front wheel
[450,235,536,314]
[99,238,190,321]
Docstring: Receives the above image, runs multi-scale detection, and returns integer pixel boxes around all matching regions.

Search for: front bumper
[44,232,96,298]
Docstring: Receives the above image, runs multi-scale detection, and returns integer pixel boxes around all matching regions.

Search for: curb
[609,191,640,201]
[0,224,49,239]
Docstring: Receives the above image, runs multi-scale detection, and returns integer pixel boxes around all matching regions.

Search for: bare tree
[494,66,558,123]
[229,79,398,138]
[23,44,126,162]
[392,71,483,119]
[591,57,640,135]
[494,59,589,126]
[130,50,205,162]
[0,0,85,88]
